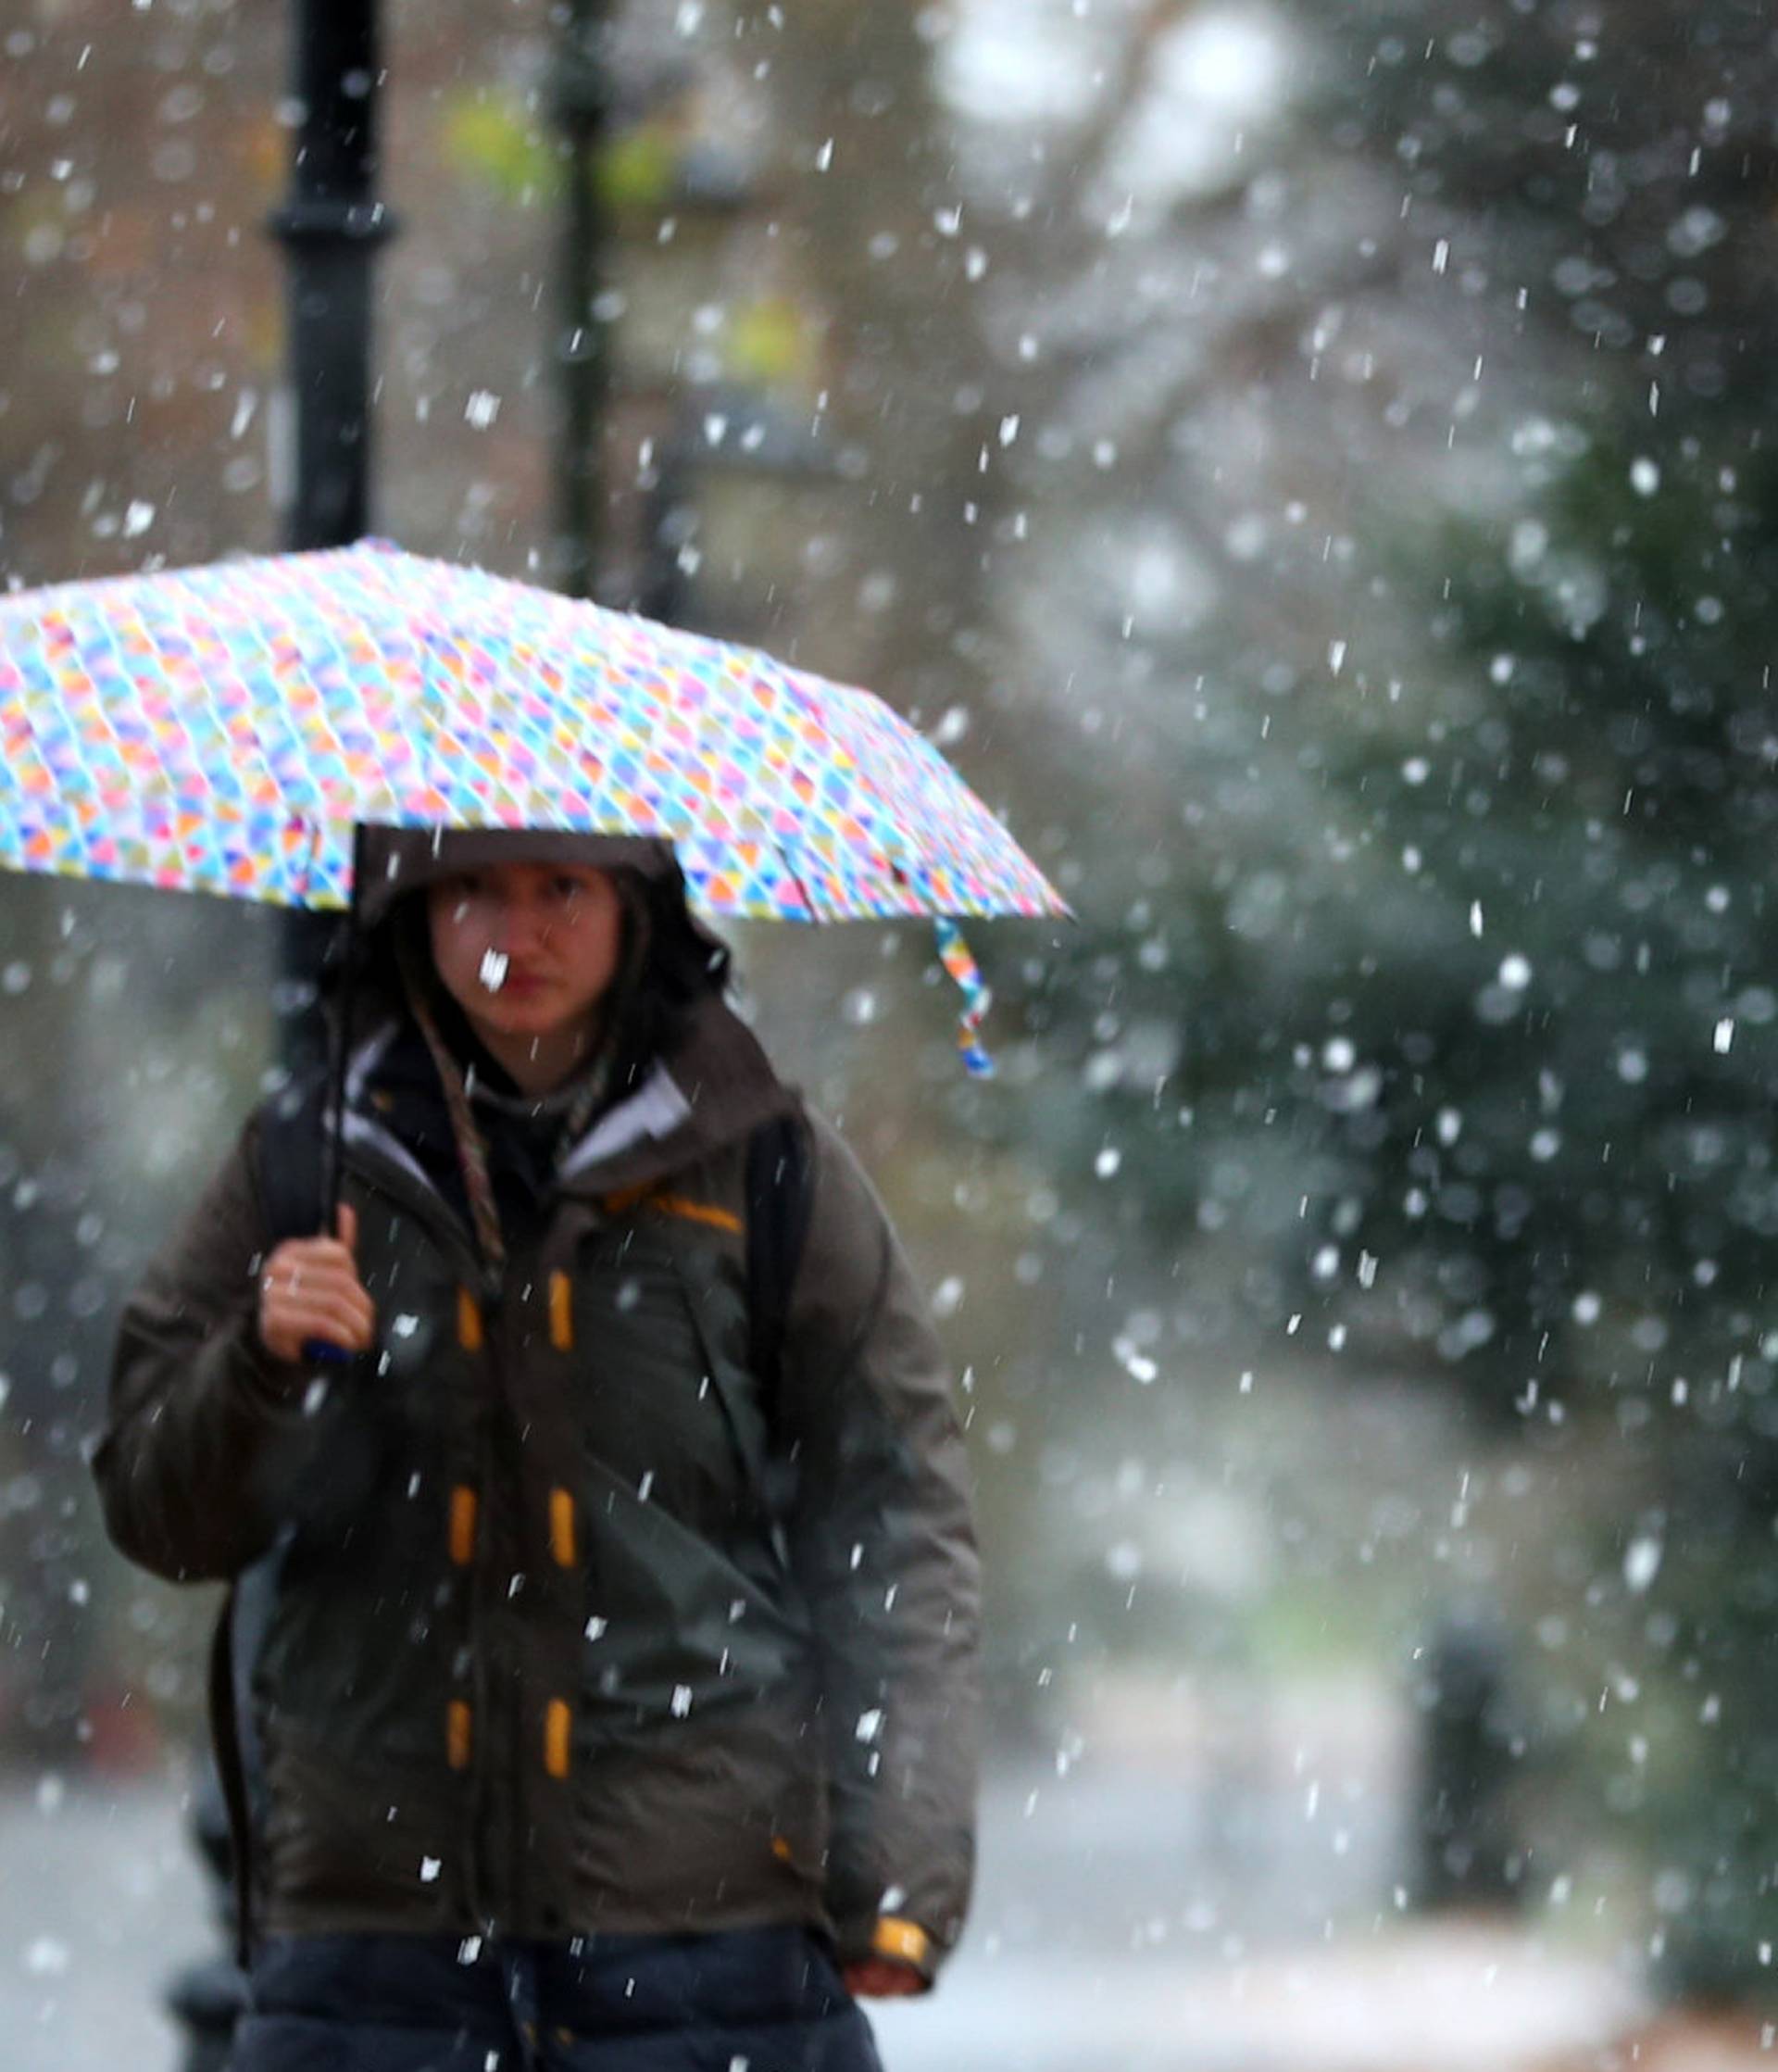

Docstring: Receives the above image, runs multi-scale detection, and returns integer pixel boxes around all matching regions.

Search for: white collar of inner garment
[339,1025,692,1193]
[556,1064,694,1180]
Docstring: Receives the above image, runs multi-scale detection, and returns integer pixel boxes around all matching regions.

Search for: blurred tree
[1019,0,1778,1999]
[1269,2,1776,2001]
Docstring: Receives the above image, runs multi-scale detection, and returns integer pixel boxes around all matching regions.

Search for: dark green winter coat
[94,868,979,1979]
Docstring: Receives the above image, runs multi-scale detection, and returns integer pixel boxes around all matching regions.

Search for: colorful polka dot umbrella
[0,539,1067,1071]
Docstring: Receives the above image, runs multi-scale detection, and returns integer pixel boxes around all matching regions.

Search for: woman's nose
[493,898,550,953]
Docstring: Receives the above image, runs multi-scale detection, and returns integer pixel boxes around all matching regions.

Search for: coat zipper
[336,1127,505,1923]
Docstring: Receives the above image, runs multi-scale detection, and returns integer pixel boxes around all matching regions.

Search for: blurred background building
[2,0,1775,2064]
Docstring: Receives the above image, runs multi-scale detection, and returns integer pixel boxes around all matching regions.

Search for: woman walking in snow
[96,826,979,2071]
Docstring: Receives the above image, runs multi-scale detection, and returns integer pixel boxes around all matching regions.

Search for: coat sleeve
[92,1112,348,1584]
[778,1111,982,1985]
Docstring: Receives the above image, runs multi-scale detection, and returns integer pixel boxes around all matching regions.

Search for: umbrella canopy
[0,539,1064,927]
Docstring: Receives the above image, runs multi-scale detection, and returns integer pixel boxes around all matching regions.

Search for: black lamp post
[268,0,397,1090]
[270,0,394,555]
[549,0,615,599]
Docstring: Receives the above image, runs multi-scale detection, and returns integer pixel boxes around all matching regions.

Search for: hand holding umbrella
[257,1204,377,1366]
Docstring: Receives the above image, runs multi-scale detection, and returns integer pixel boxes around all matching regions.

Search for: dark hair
[602,866,731,1091]
[327,861,731,1093]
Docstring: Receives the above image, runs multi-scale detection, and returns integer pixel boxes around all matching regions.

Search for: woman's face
[427,862,626,1051]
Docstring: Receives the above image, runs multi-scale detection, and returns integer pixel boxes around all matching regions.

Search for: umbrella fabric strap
[935,919,995,1078]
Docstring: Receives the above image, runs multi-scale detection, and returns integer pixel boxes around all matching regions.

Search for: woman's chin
[474,1003,575,1044]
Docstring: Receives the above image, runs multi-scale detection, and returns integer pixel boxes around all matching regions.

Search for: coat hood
[342,824,788,1191]
[355,824,695,931]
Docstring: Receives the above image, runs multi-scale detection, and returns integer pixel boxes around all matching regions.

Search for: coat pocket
[257,1727,465,1928]
[573,1685,830,1919]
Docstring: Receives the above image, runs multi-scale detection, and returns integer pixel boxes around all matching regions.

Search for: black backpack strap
[210,1076,330,1971]
[745,1109,814,1551]
[745,1108,814,1408]
[205,1586,254,1967]
[257,1072,332,1248]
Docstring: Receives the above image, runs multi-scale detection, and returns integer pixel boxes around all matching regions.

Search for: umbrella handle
[293,824,365,1388]
[315,820,369,1240]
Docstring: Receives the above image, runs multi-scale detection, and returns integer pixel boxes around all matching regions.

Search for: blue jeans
[232,1927,884,2072]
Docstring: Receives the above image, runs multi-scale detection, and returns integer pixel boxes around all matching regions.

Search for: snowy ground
[874,1928,1648,2072]
[0,1752,1672,2072]
[0,1773,212,2068]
